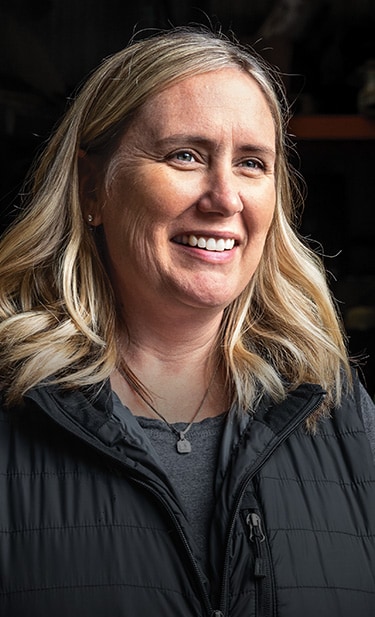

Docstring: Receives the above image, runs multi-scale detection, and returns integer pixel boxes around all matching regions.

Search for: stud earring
[87,214,93,223]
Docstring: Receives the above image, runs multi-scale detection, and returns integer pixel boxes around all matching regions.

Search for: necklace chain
[118,365,217,454]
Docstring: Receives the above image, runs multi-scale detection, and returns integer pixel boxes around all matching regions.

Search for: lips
[173,234,235,252]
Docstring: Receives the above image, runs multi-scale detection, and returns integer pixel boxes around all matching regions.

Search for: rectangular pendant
[176,437,191,454]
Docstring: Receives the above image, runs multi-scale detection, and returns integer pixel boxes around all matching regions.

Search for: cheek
[102,187,170,275]
[100,197,147,268]
[136,161,201,220]
[264,202,276,233]
[244,188,276,236]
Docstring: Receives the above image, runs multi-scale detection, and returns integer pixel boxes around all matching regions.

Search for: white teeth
[178,235,235,251]
[206,238,217,251]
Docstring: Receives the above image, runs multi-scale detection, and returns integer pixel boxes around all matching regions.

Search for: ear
[78,149,103,226]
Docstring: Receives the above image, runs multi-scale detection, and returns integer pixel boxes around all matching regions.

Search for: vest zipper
[245,510,275,617]
[215,472,275,616]
[246,512,266,577]
[215,391,325,616]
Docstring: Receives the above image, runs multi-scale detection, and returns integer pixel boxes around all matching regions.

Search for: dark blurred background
[1,0,374,395]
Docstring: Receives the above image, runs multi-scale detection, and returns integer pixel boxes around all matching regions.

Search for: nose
[197,167,244,217]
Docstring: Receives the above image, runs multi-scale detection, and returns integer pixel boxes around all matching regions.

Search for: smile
[174,235,235,252]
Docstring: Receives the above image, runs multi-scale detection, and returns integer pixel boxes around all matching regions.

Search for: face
[91,68,276,316]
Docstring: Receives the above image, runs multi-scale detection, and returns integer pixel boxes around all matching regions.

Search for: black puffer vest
[0,375,374,616]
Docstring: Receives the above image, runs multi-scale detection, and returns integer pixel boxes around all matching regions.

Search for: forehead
[134,68,275,141]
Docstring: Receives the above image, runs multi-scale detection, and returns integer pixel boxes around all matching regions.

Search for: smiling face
[91,68,276,318]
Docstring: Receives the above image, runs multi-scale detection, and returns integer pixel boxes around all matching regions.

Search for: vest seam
[0,471,111,478]
[259,474,375,487]
[233,528,375,539]
[302,429,366,439]
[0,581,198,599]
[278,585,375,594]
[0,522,171,535]
[265,527,375,539]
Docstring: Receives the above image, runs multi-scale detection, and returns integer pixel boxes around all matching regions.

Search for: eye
[241,158,265,171]
[172,150,197,163]
[165,149,202,169]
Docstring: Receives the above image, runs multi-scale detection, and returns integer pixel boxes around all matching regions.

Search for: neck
[124,289,224,342]
[112,303,228,422]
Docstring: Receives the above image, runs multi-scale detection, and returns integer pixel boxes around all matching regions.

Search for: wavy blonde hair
[0,25,350,413]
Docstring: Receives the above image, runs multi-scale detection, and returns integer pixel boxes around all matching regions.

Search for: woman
[0,25,374,617]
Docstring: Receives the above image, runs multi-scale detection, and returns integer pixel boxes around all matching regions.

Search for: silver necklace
[118,367,217,454]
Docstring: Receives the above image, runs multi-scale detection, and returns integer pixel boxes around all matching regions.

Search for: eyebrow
[155,134,276,159]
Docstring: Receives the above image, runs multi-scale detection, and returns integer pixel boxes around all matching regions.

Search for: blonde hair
[0,25,350,414]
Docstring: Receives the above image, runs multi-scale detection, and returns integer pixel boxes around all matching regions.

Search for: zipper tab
[246,512,265,543]
[246,512,266,578]
[211,611,224,617]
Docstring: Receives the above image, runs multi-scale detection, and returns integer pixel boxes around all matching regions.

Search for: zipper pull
[211,611,224,617]
[246,512,266,578]
[246,512,265,543]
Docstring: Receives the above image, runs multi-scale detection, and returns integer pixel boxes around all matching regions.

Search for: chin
[168,276,246,311]
[182,289,240,311]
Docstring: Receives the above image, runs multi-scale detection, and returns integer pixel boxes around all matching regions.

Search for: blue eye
[244,159,264,169]
[175,151,195,162]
